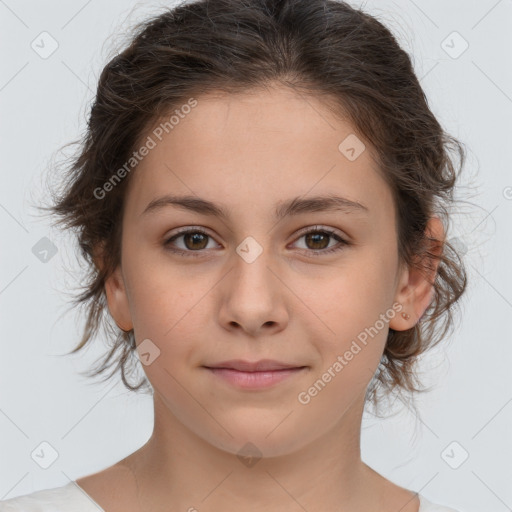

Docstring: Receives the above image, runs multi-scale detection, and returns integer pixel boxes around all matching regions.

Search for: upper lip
[204,359,306,372]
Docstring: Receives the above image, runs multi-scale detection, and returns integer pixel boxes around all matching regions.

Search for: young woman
[0,0,468,511]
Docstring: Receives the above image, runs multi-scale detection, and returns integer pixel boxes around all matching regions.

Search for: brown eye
[304,232,331,250]
[163,228,218,257]
[181,232,209,250]
[291,226,350,257]
[163,226,349,259]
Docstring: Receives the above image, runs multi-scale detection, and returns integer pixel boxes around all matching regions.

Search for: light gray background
[1,1,511,511]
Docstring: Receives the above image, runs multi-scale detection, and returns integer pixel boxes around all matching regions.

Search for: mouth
[202,359,308,390]
[203,359,307,372]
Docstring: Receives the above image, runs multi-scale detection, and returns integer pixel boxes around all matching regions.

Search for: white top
[0,481,462,512]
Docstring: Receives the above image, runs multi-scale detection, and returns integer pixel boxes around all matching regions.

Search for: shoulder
[0,482,104,512]
[418,493,463,512]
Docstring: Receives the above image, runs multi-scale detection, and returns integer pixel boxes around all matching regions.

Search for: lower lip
[204,367,307,389]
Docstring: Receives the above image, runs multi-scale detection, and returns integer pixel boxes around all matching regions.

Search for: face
[103,85,437,458]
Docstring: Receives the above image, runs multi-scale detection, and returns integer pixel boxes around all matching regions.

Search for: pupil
[306,233,328,250]
[185,233,208,250]
[182,232,330,251]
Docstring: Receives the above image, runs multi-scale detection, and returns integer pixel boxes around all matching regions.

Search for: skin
[78,85,444,512]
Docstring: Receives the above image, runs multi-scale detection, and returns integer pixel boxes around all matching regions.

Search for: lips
[203,359,306,372]
[203,360,308,390]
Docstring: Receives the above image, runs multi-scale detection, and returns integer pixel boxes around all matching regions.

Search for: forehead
[124,86,394,225]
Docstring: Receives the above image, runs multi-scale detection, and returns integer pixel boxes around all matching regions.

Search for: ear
[389,216,445,331]
[93,243,133,333]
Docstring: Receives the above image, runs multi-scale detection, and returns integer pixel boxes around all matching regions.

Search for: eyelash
[163,225,350,258]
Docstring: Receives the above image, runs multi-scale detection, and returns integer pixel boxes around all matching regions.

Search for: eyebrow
[140,193,369,220]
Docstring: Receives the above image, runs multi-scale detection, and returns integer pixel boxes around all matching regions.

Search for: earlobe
[389,216,444,331]
[93,242,133,332]
[104,265,133,333]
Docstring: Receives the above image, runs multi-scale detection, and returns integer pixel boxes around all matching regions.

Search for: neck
[122,390,396,512]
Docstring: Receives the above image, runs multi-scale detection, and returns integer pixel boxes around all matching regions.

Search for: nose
[217,248,289,337]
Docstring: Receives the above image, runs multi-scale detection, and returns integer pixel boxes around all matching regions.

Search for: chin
[198,417,315,461]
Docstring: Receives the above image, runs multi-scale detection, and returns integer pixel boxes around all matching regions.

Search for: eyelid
[292,224,343,238]
[288,225,349,255]
[163,224,349,257]
[164,225,219,247]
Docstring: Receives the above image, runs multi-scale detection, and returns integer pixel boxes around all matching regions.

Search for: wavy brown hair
[39,0,468,413]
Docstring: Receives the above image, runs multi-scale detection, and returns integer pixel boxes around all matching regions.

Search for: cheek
[124,245,202,331]
[306,253,396,374]
[121,260,205,375]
